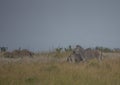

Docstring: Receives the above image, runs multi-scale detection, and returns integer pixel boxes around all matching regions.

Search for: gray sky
[0,0,120,51]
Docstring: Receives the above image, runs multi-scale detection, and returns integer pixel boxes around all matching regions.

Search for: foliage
[64,45,72,52]
[113,48,120,52]
[0,47,8,52]
[95,46,113,52]
[3,49,34,58]
[55,48,63,53]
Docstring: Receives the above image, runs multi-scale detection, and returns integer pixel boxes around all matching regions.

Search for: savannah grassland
[0,52,120,85]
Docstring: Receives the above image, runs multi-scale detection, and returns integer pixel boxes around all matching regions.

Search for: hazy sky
[0,0,120,51]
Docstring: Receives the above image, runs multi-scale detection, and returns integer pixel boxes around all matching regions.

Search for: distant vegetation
[0,47,34,58]
[0,47,8,52]
[0,45,120,58]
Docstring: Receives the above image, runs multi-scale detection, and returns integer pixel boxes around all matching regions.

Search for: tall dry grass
[0,52,120,85]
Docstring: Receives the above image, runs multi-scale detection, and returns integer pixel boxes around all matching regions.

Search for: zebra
[66,45,103,63]
[67,45,85,63]
[84,48,103,62]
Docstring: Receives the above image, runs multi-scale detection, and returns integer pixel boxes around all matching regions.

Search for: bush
[55,48,63,53]
[3,52,14,58]
[0,47,8,52]
[64,45,72,52]
[95,46,113,53]
[3,49,34,58]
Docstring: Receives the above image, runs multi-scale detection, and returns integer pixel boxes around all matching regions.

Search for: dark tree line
[0,47,8,52]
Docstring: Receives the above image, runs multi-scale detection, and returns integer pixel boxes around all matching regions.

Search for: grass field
[0,52,120,85]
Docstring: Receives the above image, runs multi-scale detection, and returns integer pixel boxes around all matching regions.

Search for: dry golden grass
[0,52,120,85]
